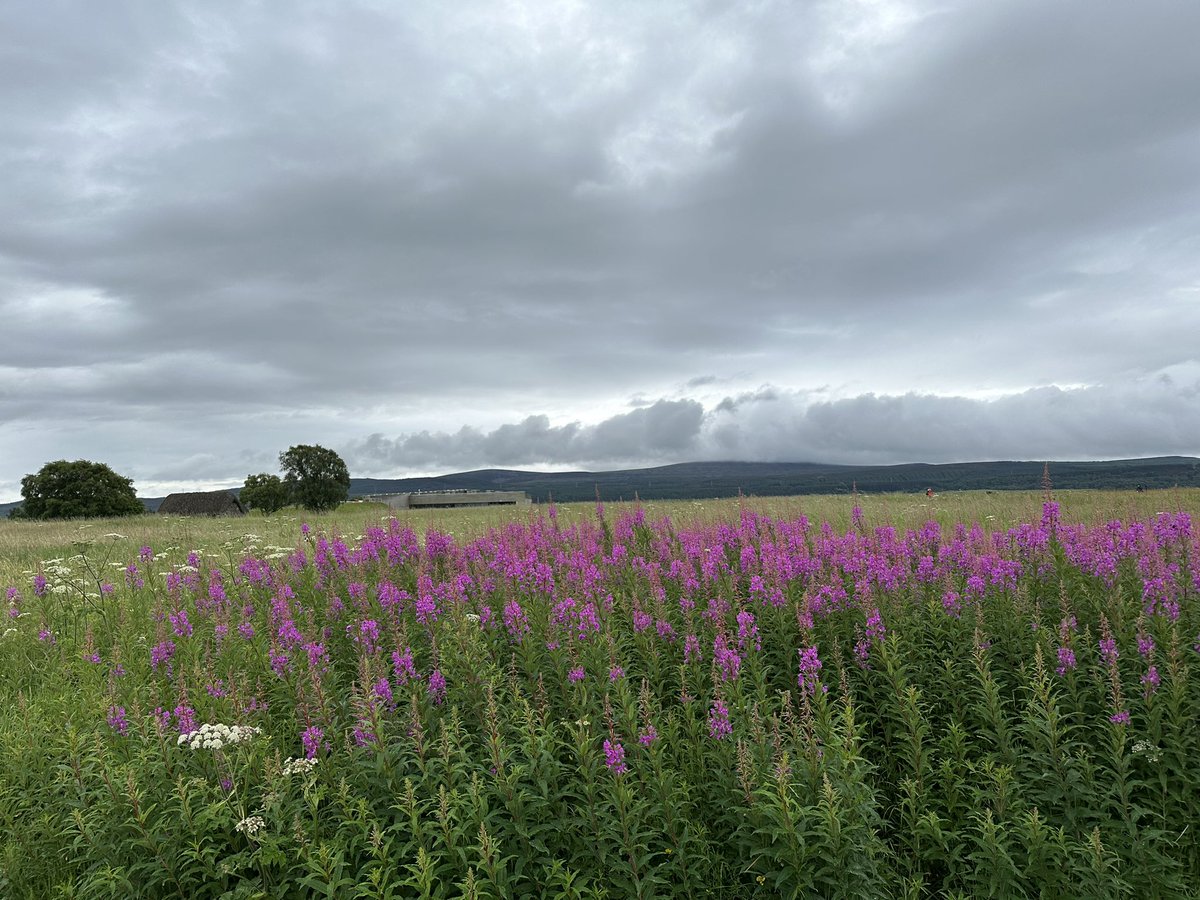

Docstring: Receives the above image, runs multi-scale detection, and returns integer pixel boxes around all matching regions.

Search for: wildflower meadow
[1,491,1199,898]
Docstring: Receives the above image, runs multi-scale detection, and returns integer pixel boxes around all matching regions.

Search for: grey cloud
[3,1,1200,499]
[347,375,1200,474]
[347,400,705,470]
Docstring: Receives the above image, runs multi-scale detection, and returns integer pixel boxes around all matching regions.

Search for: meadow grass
[1,488,1198,898]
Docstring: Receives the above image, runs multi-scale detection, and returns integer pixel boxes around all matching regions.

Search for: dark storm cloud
[2,0,1199,498]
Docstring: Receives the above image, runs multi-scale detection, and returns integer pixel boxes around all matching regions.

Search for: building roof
[157,490,246,516]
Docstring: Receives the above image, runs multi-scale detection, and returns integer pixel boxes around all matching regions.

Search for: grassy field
[4,487,1195,583]
[2,488,1198,898]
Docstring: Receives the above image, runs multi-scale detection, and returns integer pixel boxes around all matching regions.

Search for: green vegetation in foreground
[0,488,1198,897]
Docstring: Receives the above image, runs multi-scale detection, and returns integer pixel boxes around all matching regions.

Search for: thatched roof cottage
[157,490,246,517]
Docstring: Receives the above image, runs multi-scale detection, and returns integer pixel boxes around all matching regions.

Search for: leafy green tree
[240,473,289,515]
[16,459,144,519]
[279,444,351,512]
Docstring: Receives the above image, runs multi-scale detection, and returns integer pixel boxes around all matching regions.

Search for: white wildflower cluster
[1132,740,1163,763]
[234,815,266,836]
[281,757,319,777]
[177,723,261,751]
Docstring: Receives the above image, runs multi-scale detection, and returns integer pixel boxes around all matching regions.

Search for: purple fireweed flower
[150,640,176,673]
[392,647,418,684]
[736,610,761,653]
[207,578,226,605]
[797,645,826,696]
[851,506,865,529]
[238,621,255,641]
[414,592,439,625]
[1110,710,1131,725]
[1141,665,1160,697]
[302,725,326,758]
[100,582,114,595]
[270,652,289,677]
[186,551,201,570]
[373,677,395,710]
[1041,501,1060,531]
[427,669,447,705]
[205,680,228,698]
[684,633,703,664]
[713,633,742,682]
[377,581,405,612]
[151,707,171,731]
[1055,646,1077,676]
[106,706,128,736]
[854,637,871,668]
[638,725,658,746]
[174,704,197,734]
[353,724,379,748]
[1137,631,1155,658]
[568,666,586,684]
[305,642,328,672]
[942,590,962,618]
[220,778,233,793]
[632,610,652,632]
[169,609,192,638]
[352,619,382,655]
[37,628,55,644]
[33,574,47,597]
[603,738,628,775]
[1099,636,1119,668]
[864,607,886,642]
[577,602,602,641]
[708,698,732,740]
[503,599,530,640]
[609,665,625,682]
[139,545,154,563]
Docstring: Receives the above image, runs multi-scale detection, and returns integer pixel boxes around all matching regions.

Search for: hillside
[343,457,1200,504]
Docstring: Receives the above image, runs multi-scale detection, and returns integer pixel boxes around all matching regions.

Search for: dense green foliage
[280,445,350,512]
[12,459,144,520]
[1,498,1198,897]
[240,473,289,515]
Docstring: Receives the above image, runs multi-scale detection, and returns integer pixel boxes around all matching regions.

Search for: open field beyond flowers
[2,489,1199,898]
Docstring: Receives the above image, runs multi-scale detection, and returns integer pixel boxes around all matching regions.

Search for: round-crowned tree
[240,473,289,515]
[16,459,144,519]
[279,444,350,512]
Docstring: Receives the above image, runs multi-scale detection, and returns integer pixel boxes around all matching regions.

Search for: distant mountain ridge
[4,457,1196,517]
[342,457,1200,505]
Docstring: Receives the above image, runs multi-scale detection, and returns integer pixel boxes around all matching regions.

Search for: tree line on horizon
[8,445,350,520]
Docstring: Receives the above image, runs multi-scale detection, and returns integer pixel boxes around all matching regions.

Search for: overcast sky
[3,0,1199,501]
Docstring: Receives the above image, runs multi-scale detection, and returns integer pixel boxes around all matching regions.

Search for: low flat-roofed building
[366,490,532,510]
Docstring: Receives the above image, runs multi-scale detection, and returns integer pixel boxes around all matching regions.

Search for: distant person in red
[926,487,934,498]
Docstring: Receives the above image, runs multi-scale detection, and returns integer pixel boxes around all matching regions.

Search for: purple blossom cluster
[14,500,1193,769]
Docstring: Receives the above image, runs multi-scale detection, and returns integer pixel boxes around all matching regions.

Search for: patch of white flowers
[1132,740,1162,763]
[177,723,261,751]
[234,815,266,837]
[281,757,319,777]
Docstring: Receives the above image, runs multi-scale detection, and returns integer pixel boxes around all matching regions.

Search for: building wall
[366,491,531,509]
